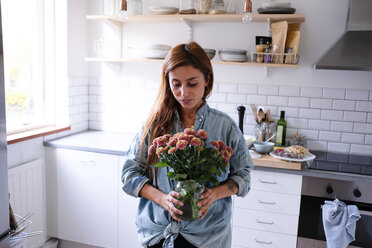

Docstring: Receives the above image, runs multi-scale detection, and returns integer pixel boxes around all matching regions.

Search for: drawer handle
[255,238,272,245]
[256,219,274,225]
[259,179,277,184]
[258,200,276,205]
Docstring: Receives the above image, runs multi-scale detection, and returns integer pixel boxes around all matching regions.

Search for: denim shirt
[122,102,253,248]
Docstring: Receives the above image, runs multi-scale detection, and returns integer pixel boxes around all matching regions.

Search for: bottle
[209,0,225,14]
[275,111,287,146]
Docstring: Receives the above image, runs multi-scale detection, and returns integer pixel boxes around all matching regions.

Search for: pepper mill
[237,106,246,133]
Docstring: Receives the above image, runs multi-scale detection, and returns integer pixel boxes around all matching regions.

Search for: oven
[297,176,372,248]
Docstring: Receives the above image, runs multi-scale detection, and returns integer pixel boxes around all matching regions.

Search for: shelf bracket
[181,18,193,42]
[267,17,272,37]
[264,66,270,77]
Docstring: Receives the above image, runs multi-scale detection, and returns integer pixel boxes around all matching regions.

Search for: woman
[122,42,253,248]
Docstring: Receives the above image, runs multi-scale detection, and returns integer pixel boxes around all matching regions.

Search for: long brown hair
[140,42,214,176]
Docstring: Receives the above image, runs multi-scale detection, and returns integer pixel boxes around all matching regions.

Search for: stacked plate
[204,48,216,60]
[218,48,247,62]
[148,6,179,15]
[257,1,296,14]
[143,44,171,59]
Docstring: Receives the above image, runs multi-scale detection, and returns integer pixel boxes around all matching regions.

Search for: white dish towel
[322,199,361,248]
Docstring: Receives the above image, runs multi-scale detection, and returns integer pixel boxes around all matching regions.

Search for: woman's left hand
[197,187,219,219]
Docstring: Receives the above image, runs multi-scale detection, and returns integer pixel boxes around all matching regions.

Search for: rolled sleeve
[121,130,151,198]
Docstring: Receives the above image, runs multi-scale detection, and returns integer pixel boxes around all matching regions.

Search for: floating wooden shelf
[86,13,306,24]
[85,57,299,68]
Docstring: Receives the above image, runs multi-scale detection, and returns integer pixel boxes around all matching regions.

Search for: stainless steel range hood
[315,0,372,71]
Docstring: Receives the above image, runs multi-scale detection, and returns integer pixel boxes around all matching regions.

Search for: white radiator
[8,159,46,248]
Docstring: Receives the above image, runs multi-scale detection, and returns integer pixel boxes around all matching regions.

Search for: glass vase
[175,180,205,221]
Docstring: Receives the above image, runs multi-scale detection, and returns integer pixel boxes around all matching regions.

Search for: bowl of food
[244,135,256,149]
[253,141,275,154]
[204,48,216,60]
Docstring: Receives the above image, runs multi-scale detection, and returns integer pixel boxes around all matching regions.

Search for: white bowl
[244,135,256,148]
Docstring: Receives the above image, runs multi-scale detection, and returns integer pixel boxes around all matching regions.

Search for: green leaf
[155,162,169,167]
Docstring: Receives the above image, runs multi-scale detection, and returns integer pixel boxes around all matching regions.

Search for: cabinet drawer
[234,189,301,216]
[232,227,297,248]
[233,208,299,235]
[251,170,302,195]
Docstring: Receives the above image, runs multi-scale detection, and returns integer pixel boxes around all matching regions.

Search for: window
[2,0,68,135]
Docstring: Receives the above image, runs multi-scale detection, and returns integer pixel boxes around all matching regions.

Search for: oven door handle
[360,210,372,217]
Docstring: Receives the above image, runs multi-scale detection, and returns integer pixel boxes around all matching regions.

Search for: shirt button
[199,119,202,122]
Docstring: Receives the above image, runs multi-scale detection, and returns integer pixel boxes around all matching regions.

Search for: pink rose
[178,133,190,142]
[156,147,166,155]
[168,147,178,154]
[176,140,188,150]
[190,137,202,146]
[167,137,177,147]
[148,144,156,155]
[156,136,167,147]
[197,129,208,140]
[184,128,196,136]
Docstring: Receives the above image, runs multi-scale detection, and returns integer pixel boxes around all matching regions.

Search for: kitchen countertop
[44,130,372,183]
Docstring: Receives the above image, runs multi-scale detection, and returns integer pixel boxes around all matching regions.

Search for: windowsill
[7,125,71,145]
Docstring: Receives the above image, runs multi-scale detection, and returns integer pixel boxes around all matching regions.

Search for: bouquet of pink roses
[148,127,233,186]
[148,127,234,220]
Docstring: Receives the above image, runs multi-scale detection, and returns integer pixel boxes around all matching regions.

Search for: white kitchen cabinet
[232,170,302,248]
[45,148,119,248]
[118,156,142,248]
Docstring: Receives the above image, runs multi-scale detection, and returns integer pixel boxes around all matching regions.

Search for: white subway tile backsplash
[346,89,369,100]
[321,110,343,121]
[287,118,308,129]
[298,129,319,140]
[327,142,350,153]
[331,121,353,132]
[280,107,299,118]
[217,103,238,114]
[332,100,355,111]
[365,135,372,145]
[319,131,341,142]
[299,108,321,119]
[218,82,238,93]
[341,133,365,144]
[368,113,372,123]
[301,87,322,98]
[258,85,279,95]
[356,101,372,112]
[238,84,258,94]
[288,97,310,108]
[76,77,372,156]
[227,94,247,104]
[268,96,288,106]
[310,98,332,109]
[343,111,367,122]
[208,92,227,102]
[353,123,372,134]
[306,140,327,151]
[247,95,267,105]
[309,119,330,130]
[323,88,345,99]
[279,86,300,96]
[350,144,372,156]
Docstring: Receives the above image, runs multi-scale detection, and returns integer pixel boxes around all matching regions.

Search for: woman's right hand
[160,191,184,221]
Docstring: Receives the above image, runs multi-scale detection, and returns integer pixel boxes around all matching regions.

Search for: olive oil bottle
[276,111,287,146]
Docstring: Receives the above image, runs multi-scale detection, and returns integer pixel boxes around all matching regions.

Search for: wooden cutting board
[253,154,302,170]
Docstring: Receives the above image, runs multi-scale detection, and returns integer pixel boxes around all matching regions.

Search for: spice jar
[198,0,211,14]
[255,36,271,63]
[179,0,197,14]
[209,0,225,14]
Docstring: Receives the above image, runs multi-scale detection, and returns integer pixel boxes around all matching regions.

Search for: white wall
[84,0,372,156]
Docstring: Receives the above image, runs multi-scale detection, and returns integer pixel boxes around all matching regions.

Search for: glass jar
[198,0,212,14]
[209,0,225,14]
[129,0,143,15]
[226,0,236,14]
[175,180,205,221]
[179,0,196,14]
